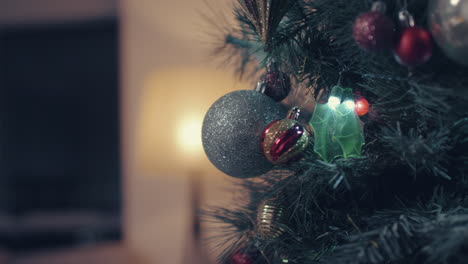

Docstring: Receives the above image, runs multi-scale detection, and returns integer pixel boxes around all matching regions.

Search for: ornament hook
[266,57,279,72]
[371,1,386,12]
[398,10,415,28]
[287,106,301,120]
[255,81,266,93]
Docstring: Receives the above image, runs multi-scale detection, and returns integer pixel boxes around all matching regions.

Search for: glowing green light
[309,86,364,162]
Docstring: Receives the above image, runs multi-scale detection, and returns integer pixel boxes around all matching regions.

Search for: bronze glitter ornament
[256,197,289,240]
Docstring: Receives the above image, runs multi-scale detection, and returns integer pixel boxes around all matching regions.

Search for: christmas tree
[201,0,468,263]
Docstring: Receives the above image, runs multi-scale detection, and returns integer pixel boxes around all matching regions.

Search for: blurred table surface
[3,174,232,264]
[8,243,136,264]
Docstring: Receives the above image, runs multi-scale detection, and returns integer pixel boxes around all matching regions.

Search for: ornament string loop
[287,107,301,120]
[398,10,415,27]
[255,81,267,93]
[371,1,387,12]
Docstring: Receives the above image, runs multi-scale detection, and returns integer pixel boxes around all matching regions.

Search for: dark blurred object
[0,19,120,251]
[182,173,212,264]
[0,211,120,251]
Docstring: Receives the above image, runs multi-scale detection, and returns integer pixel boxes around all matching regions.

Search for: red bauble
[353,11,395,51]
[262,71,291,102]
[394,26,433,66]
[354,97,370,116]
[231,252,254,264]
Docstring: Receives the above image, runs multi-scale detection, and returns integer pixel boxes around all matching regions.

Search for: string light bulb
[328,96,341,110]
[354,97,370,116]
[344,100,356,110]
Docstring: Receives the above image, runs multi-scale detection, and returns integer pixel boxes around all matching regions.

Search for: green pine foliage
[205,0,468,263]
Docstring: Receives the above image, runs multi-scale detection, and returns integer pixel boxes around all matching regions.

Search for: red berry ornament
[354,97,370,116]
[256,59,291,102]
[262,71,291,102]
[231,252,254,264]
[353,10,395,51]
[394,26,433,66]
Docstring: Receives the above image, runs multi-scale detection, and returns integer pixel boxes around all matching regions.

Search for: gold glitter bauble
[256,198,289,240]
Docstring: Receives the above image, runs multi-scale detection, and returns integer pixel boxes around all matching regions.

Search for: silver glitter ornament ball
[202,90,285,178]
[428,0,468,66]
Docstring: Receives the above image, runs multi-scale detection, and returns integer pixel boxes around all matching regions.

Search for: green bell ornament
[309,86,365,162]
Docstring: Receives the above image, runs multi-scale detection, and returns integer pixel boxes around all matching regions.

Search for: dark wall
[0,20,120,215]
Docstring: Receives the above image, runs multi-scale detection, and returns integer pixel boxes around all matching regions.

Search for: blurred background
[0,0,245,263]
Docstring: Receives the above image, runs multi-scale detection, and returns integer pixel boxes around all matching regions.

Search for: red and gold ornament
[394,10,433,66]
[261,107,310,164]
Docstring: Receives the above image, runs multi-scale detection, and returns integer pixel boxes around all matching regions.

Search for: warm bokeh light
[121,1,244,263]
[176,115,204,157]
[134,68,250,174]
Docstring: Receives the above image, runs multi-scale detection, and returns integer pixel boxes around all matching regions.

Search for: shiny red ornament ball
[353,11,395,51]
[231,252,254,264]
[354,97,370,116]
[394,26,433,66]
